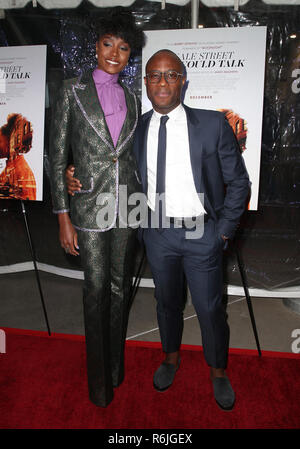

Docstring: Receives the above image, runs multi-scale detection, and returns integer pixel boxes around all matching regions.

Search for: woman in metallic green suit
[49,11,145,407]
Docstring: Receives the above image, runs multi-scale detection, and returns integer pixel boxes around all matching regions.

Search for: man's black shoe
[212,375,235,410]
[153,359,180,392]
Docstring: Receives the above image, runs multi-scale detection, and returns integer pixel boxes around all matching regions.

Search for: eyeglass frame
[145,70,184,84]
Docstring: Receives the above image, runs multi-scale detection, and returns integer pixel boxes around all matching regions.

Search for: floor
[0,269,299,354]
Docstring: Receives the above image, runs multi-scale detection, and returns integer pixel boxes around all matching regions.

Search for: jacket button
[112,157,117,163]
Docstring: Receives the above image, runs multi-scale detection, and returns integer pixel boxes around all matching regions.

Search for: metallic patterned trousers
[77,226,137,407]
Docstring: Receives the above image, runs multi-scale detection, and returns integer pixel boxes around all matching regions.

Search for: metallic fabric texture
[49,70,141,232]
[78,226,137,407]
[49,70,141,407]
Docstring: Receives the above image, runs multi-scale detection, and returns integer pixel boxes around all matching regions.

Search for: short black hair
[96,9,145,52]
[146,49,185,74]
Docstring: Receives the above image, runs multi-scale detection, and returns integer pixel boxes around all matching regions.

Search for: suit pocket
[74,175,94,194]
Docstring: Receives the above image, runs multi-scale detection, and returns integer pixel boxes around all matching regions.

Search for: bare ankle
[210,367,226,379]
[165,351,180,366]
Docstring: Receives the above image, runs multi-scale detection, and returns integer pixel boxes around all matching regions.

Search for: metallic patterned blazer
[49,71,141,232]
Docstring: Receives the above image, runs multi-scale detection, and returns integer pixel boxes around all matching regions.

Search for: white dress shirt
[147,104,206,217]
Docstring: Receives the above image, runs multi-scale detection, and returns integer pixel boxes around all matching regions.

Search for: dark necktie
[155,115,169,224]
[156,115,169,195]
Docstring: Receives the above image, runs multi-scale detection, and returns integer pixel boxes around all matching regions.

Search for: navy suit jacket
[133,104,250,240]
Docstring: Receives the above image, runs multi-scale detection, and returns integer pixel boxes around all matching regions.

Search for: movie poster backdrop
[142,27,267,210]
[0,45,46,201]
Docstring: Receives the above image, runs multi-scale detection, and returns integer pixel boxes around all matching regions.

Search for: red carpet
[0,327,299,429]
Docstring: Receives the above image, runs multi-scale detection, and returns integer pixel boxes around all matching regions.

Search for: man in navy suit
[133,49,249,410]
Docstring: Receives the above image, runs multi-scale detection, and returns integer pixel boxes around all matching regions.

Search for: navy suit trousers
[143,218,229,369]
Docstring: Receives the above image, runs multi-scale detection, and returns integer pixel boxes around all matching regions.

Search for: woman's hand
[58,213,79,256]
[66,164,82,196]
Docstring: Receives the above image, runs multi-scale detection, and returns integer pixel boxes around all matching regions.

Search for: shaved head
[145,49,185,74]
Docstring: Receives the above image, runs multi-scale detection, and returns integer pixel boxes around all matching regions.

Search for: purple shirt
[92,69,127,147]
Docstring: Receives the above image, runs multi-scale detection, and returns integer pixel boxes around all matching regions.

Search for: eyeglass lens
[147,70,181,83]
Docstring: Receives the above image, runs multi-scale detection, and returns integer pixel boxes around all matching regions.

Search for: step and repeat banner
[142,27,267,210]
[0,8,297,290]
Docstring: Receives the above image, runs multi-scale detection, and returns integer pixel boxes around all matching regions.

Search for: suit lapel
[72,71,115,152]
[139,110,153,194]
[184,105,204,195]
[184,105,216,219]
[115,83,139,156]
[73,73,138,156]
[139,106,215,219]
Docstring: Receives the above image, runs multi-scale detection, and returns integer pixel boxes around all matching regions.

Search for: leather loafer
[212,375,235,410]
[153,359,180,392]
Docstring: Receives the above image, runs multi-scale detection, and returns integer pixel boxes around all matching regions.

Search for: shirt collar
[92,68,119,85]
[152,103,185,122]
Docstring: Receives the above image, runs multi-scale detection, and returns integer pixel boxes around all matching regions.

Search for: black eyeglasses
[145,70,184,84]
